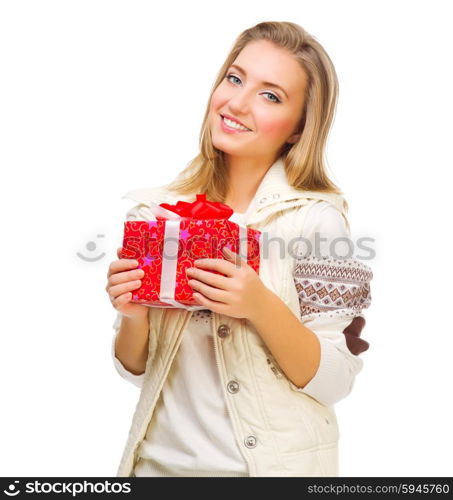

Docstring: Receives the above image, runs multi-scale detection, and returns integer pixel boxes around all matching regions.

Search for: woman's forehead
[231,40,307,93]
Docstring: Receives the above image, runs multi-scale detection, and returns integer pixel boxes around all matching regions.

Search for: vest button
[244,435,257,448]
[227,381,239,394]
[217,324,230,338]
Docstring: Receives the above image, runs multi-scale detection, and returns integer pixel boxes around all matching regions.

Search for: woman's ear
[286,118,304,144]
[286,132,301,145]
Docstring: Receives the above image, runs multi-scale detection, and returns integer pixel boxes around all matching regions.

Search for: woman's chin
[211,138,248,157]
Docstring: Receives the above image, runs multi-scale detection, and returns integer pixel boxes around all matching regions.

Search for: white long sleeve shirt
[111,202,371,477]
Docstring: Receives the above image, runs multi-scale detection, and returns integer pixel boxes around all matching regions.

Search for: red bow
[159,194,233,220]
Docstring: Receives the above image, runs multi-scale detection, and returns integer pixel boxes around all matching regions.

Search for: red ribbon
[159,194,233,220]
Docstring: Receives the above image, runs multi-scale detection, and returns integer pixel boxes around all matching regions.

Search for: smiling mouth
[220,115,252,131]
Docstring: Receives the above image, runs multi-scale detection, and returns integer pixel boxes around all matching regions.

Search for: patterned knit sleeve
[111,203,150,389]
[289,201,373,407]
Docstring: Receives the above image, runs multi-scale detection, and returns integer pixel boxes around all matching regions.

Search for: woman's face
[209,39,308,165]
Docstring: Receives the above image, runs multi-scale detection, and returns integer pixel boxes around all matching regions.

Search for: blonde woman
[106,21,373,477]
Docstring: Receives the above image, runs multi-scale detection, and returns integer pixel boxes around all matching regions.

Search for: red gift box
[120,194,261,310]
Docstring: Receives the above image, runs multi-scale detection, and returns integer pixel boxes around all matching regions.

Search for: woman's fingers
[186,267,229,289]
[194,257,236,276]
[108,280,142,302]
[107,267,144,288]
[110,291,132,306]
[105,249,149,317]
[188,279,230,303]
[107,256,139,278]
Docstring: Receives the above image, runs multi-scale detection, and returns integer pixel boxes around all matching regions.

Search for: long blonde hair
[167,21,346,209]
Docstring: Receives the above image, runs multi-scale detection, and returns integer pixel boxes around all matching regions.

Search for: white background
[1,0,452,477]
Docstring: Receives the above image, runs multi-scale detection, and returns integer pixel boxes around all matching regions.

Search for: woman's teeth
[223,116,250,131]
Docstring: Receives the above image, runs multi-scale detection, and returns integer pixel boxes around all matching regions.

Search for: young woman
[106,21,373,477]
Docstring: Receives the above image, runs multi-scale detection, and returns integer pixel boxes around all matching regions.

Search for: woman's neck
[224,155,275,212]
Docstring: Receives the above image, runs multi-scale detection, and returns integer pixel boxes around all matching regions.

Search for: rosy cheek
[209,94,223,129]
[210,88,227,112]
[258,117,294,138]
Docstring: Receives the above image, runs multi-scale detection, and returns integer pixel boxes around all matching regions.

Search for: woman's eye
[263,92,281,103]
[225,74,281,103]
[226,74,241,85]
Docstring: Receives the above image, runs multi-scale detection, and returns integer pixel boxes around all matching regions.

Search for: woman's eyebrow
[229,64,288,98]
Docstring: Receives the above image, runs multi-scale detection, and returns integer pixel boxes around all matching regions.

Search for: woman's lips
[220,115,251,134]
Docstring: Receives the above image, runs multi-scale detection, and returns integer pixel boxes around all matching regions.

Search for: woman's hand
[105,248,150,319]
[186,246,269,320]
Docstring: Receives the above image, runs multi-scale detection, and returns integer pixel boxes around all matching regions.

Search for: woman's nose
[228,89,251,115]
